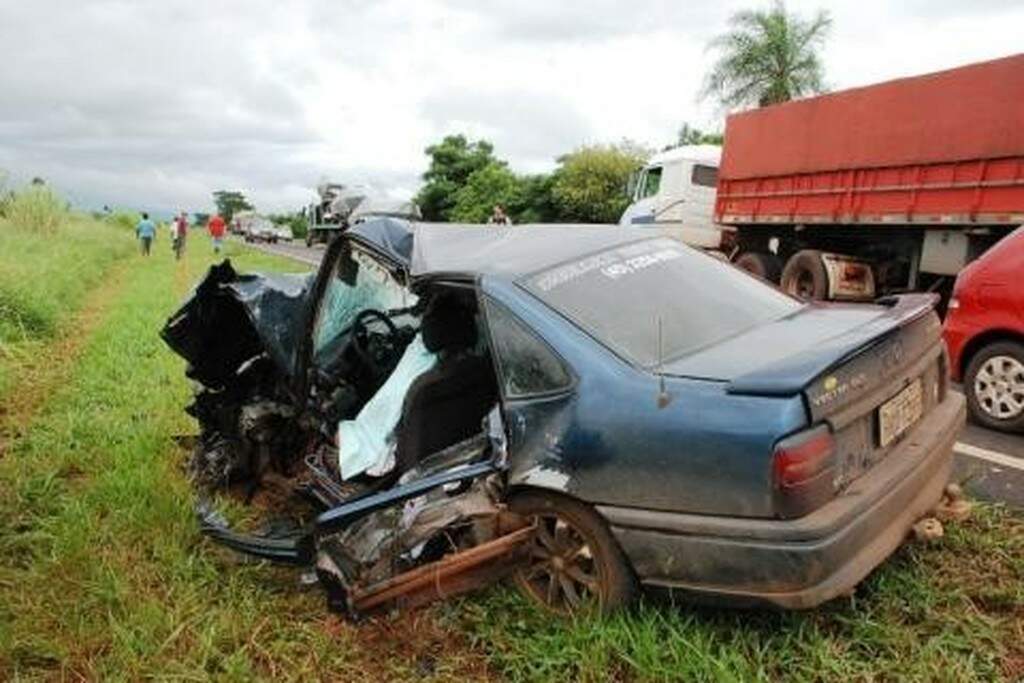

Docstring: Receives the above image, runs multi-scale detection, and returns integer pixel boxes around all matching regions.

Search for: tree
[269,211,308,239]
[664,123,724,151]
[550,144,648,223]
[449,162,522,223]
[510,174,558,223]
[193,212,210,227]
[415,135,500,221]
[212,190,253,222]
[702,1,831,109]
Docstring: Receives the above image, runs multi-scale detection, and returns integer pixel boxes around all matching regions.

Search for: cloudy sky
[1,0,1022,214]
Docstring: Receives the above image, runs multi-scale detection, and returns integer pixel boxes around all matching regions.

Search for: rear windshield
[526,239,800,367]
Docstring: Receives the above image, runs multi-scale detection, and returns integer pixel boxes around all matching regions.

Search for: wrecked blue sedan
[162,218,965,616]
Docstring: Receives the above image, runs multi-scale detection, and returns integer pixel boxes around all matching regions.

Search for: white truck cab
[619,145,723,249]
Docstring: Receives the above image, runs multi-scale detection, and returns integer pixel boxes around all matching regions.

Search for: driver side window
[313,250,413,355]
[639,166,662,199]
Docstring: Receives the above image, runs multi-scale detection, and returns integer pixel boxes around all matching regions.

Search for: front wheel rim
[516,512,602,613]
[974,354,1024,420]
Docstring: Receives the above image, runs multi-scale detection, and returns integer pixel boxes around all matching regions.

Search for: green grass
[0,234,1021,681]
[0,206,134,397]
[452,503,1023,681]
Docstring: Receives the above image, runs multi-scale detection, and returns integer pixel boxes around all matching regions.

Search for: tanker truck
[305,183,421,246]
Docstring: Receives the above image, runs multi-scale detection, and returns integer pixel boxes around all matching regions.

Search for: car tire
[780,249,829,300]
[734,251,783,283]
[964,340,1024,433]
[509,490,636,614]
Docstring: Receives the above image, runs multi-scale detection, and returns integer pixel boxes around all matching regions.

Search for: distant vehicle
[619,145,723,250]
[242,216,280,243]
[233,211,258,237]
[944,226,1024,432]
[716,54,1024,303]
[305,183,420,246]
[273,224,294,242]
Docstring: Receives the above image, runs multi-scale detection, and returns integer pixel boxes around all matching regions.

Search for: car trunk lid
[665,294,946,515]
[660,294,940,396]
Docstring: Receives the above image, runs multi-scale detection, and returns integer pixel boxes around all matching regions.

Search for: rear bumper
[599,392,965,609]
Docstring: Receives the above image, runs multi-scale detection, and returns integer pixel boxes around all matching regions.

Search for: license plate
[878,379,923,448]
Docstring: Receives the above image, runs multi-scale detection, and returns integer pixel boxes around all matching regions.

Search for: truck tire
[734,251,782,283]
[781,250,829,300]
[964,341,1024,433]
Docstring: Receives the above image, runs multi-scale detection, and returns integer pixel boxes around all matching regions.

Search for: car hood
[161,260,314,387]
[661,294,938,395]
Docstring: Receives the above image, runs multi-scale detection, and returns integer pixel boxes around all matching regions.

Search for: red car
[944,226,1024,433]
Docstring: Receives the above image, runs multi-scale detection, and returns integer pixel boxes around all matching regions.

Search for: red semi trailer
[718,54,1024,303]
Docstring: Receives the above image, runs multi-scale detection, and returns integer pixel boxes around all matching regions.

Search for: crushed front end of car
[161,260,531,617]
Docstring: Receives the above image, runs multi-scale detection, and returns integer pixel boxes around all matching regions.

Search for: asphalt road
[248,237,1024,507]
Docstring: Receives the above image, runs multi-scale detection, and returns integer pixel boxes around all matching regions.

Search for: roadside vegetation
[456,504,1023,681]
[0,186,133,397]
[0,221,1020,680]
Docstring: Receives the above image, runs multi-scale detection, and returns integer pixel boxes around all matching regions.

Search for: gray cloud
[442,0,719,42]
[1,0,1022,214]
[419,87,597,168]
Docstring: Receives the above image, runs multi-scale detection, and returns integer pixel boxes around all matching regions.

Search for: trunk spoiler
[726,294,940,397]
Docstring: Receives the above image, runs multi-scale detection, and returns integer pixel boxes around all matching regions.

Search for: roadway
[246,237,1024,507]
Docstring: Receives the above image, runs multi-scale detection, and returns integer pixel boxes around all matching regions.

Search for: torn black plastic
[161,260,314,388]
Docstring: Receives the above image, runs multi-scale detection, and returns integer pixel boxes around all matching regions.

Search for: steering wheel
[351,309,399,376]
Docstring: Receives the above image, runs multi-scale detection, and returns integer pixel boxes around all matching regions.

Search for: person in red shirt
[173,211,188,260]
[207,213,226,254]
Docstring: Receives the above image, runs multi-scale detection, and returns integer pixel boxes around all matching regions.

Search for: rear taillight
[773,425,836,518]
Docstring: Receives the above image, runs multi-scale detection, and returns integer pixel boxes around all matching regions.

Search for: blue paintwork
[663,294,938,395]
[481,277,807,518]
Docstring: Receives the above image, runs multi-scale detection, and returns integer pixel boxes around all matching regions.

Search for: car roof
[347,217,662,281]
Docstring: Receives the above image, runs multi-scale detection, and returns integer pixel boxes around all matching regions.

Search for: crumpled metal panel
[161,260,314,386]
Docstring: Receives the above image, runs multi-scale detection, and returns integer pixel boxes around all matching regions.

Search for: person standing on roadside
[487,204,512,225]
[135,212,156,256]
[207,212,226,254]
[173,211,189,260]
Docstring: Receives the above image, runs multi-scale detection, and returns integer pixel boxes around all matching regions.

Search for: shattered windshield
[313,249,414,355]
[525,239,800,368]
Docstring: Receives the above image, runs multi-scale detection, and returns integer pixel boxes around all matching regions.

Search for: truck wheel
[780,250,829,300]
[734,251,782,283]
[964,341,1024,433]
[509,490,636,614]
[305,234,314,247]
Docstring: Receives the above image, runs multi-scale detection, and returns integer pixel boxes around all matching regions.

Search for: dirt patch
[0,259,132,459]
[333,608,496,681]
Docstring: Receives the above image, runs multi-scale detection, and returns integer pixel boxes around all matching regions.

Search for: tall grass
[0,187,134,395]
[1,185,67,235]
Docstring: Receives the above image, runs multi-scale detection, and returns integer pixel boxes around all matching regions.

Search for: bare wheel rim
[974,354,1024,420]
[516,512,602,613]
